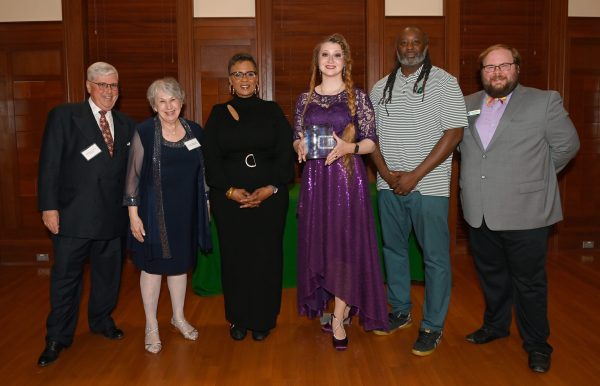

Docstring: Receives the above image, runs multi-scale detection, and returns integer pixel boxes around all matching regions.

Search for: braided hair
[301,33,357,174]
[378,28,432,112]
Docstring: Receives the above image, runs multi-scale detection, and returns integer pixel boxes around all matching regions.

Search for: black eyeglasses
[88,81,120,91]
[229,71,257,80]
[481,63,515,74]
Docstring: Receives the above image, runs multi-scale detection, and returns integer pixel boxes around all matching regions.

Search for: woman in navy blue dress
[124,77,211,354]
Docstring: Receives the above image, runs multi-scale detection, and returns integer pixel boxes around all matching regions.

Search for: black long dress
[203,95,294,331]
[124,117,211,275]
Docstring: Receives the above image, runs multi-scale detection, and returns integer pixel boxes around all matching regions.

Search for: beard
[482,74,519,98]
[397,47,428,67]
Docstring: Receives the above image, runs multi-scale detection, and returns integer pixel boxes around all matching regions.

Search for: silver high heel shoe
[144,327,162,354]
[170,318,199,341]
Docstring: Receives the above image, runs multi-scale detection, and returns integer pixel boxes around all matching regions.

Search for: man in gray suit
[460,44,579,373]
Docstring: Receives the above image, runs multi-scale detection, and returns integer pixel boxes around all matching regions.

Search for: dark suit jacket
[38,101,135,239]
[459,84,580,230]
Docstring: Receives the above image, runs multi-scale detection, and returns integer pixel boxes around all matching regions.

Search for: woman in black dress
[202,53,294,341]
[124,77,211,353]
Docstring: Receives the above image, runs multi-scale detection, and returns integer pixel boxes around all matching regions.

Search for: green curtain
[192,183,424,296]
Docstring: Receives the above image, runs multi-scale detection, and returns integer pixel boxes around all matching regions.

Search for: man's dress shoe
[465,327,506,344]
[37,340,65,367]
[95,326,124,340]
[529,351,551,373]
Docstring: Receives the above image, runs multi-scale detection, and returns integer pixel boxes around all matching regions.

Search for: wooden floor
[0,250,598,386]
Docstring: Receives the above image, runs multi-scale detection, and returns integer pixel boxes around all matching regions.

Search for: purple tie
[99,110,114,157]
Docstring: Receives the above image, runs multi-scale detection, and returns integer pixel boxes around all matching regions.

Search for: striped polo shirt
[370,65,467,197]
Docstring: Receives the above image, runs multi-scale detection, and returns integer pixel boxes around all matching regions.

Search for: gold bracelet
[226,187,235,199]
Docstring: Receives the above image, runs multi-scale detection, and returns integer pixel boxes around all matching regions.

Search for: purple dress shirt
[475,93,512,149]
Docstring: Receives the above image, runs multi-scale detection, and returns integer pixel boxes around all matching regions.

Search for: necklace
[163,124,177,136]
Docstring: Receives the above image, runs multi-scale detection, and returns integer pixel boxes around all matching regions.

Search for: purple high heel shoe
[331,315,348,351]
[321,314,352,333]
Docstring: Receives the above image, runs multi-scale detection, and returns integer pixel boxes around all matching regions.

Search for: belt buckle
[244,153,257,168]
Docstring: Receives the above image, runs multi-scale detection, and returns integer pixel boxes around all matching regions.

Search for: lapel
[111,110,127,156]
[74,102,107,151]
[485,84,524,150]
[467,91,486,151]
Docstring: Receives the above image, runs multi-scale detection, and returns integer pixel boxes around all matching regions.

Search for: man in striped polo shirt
[370,26,467,356]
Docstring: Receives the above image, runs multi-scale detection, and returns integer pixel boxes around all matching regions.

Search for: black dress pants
[45,235,122,346]
[468,220,553,354]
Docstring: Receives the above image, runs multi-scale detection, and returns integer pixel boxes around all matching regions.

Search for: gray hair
[146,77,185,109]
[87,62,118,81]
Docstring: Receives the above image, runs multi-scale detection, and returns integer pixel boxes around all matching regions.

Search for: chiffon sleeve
[122,129,144,206]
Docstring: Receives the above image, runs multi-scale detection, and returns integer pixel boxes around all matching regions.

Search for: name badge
[467,109,481,117]
[184,138,201,150]
[81,144,102,160]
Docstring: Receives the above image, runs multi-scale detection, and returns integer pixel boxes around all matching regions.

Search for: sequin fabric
[293,88,389,331]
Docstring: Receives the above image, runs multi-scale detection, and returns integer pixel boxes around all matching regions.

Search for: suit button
[482,154,487,159]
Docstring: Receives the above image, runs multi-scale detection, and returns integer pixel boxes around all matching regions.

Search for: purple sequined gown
[294,88,388,331]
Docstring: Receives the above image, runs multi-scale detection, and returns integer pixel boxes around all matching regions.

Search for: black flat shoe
[252,329,270,341]
[529,351,551,373]
[37,340,66,367]
[229,324,247,341]
[95,326,124,340]
[465,327,506,344]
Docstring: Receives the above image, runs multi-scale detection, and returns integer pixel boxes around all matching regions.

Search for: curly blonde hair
[302,33,357,173]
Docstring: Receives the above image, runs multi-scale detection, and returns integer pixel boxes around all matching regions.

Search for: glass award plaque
[303,123,335,159]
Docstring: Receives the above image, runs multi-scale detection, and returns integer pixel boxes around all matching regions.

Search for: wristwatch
[354,143,359,154]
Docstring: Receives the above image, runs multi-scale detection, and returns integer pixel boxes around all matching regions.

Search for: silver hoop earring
[230,85,235,95]
[254,85,259,95]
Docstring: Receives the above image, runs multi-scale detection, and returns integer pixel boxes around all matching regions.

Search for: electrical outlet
[582,241,594,249]
[36,253,49,262]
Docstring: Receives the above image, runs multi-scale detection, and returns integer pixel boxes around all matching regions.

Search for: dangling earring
[342,67,346,78]
[254,85,259,95]
[230,84,235,95]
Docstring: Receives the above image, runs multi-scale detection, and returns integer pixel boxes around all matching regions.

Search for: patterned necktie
[99,110,114,157]
[486,96,507,107]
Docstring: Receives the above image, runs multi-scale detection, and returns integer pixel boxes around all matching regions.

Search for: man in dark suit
[37,62,135,367]
[460,45,579,373]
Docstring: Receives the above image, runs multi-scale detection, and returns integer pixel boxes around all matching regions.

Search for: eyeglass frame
[229,71,257,80]
[88,80,120,91]
[481,62,516,74]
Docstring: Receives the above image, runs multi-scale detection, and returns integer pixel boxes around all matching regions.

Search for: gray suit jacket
[459,84,579,230]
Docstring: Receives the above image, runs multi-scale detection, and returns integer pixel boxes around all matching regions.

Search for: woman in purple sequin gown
[293,34,388,350]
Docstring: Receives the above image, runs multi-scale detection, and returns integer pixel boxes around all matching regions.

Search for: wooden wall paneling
[545,0,568,94]
[193,18,257,125]
[87,0,178,122]
[0,22,66,263]
[256,0,274,101]
[177,0,195,121]
[459,0,548,96]
[62,0,87,102]
[271,0,367,122]
[557,17,600,251]
[0,50,18,233]
[365,0,384,91]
